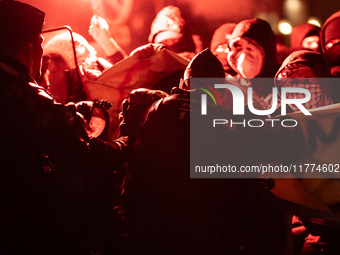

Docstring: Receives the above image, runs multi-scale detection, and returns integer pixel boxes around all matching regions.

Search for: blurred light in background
[308,17,321,27]
[278,20,292,35]
[284,0,301,11]
[283,0,308,27]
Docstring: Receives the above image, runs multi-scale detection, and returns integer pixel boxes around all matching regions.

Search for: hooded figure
[228,18,279,79]
[148,6,202,60]
[122,49,288,255]
[320,10,340,77]
[227,18,279,99]
[210,23,237,76]
[290,23,321,52]
[275,50,335,110]
[182,47,225,86]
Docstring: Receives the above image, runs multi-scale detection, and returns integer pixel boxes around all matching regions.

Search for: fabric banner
[83,49,189,139]
[286,103,340,207]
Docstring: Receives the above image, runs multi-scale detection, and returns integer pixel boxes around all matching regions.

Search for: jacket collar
[0,54,33,81]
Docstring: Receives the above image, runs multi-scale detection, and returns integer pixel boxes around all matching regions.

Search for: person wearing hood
[227,18,280,101]
[274,50,340,255]
[210,23,237,77]
[290,23,321,53]
[320,10,340,77]
[148,5,203,61]
[88,14,127,65]
[121,48,304,255]
[275,50,335,110]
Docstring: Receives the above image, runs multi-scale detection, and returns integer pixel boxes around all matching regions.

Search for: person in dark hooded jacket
[275,50,339,255]
[274,50,336,108]
[275,50,340,255]
[227,18,280,106]
[320,10,340,77]
[228,18,279,79]
[121,48,304,255]
[148,5,203,61]
[290,23,321,53]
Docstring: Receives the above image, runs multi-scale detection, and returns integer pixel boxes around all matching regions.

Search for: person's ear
[25,42,34,56]
[27,42,34,67]
[23,42,37,77]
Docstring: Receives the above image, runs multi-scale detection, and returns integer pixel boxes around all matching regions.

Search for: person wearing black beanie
[121,49,290,255]
[182,47,225,89]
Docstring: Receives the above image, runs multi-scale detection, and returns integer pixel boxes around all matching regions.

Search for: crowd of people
[1,0,340,254]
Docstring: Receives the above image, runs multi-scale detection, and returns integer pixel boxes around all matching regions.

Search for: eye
[229,39,243,51]
[231,43,243,51]
[235,43,242,48]
[326,42,334,49]
[215,46,225,53]
[326,38,340,50]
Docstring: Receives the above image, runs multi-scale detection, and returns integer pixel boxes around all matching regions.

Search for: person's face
[227,37,264,78]
[213,43,232,71]
[301,35,319,51]
[30,33,44,79]
[277,68,332,110]
[325,38,340,50]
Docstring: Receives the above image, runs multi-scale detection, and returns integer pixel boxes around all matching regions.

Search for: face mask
[276,65,333,110]
[301,35,320,51]
[228,37,264,78]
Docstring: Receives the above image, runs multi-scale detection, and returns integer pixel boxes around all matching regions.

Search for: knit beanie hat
[184,48,225,82]
[148,6,186,43]
[210,23,236,52]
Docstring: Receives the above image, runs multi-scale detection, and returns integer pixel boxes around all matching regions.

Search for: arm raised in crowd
[89,15,127,64]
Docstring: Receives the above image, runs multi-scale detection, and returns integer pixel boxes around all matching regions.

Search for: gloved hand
[74,100,93,122]
[75,99,112,139]
[118,88,169,138]
[75,99,111,121]
[89,15,111,45]
[129,43,165,60]
[89,15,127,58]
